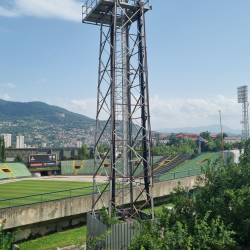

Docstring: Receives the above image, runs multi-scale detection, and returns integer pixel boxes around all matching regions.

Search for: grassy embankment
[17,203,174,250]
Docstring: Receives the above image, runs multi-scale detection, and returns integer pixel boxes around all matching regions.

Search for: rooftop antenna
[82,0,154,222]
[237,85,249,141]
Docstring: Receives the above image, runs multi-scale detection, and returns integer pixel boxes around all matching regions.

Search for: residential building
[224,137,242,144]
[176,133,199,141]
[16,135,24,148]
[3,133,11,147]
[77,141,82,148]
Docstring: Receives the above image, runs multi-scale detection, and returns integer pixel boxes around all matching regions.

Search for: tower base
[86,209,149,249]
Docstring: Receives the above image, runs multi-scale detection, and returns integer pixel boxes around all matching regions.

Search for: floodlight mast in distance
[82,0,154,219]
[237,85,249,140]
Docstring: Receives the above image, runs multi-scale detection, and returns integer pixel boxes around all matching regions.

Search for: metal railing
[82,0,151,21]
[153,167,203,183]
[82,0,101,20]
[0,185,98,210]
[0,167,203,210]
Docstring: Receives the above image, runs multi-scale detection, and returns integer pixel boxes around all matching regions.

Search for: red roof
[176,134,199,139]
[211,135,217,138]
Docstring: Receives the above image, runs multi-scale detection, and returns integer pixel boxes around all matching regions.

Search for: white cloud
[0,91,10,100]
[0,5,18,17]
[150,95,241,129]
[0,0,84,21]
[36,79,47,83]
[49,97,97,119]
[0,83,16,88]
[48,94,242,130]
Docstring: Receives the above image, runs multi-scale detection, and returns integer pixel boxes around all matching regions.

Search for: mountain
[0,99,96,147]
[0,99,94,124]
[156,124,241,135]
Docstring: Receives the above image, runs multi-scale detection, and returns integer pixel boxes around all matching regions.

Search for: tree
[77,145,89,159]
[129,210,235,250]
[97,144,104,153]
[61,156,67,161]
[216,133,228,141]
[1,139,6,163]
[89,148,94,159]
[167,133,179,147]
[129,139,250,249]
[0,220,20,250]
[14,155,23,163]
[200,131,211,142]
[0,138,3,163]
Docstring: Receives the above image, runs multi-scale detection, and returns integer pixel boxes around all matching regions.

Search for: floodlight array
[237,85,249,140]
[237,85,248,103]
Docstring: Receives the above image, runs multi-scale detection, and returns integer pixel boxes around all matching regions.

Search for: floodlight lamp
[237,85,248,103]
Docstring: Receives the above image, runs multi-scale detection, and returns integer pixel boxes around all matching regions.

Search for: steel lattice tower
[237,85,249,140]
[82,0,154,219]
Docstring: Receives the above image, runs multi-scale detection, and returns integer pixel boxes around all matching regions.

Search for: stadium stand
[152,154,192,176]
[61,160,96,175]
[155,153,220,182]
[61,156,165,176]
[0,163,31,179]
[169,153,218,173]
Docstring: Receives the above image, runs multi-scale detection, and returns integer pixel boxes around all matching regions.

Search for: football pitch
[0,180,94,209]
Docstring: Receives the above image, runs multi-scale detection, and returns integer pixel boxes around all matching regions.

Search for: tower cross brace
[82,0,154,219]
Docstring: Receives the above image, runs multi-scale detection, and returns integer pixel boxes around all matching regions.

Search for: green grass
[16,203,175,250]
[0,180,94,209]
[17,225,87,250]
[0,180,93,199]
[142,203,174,215]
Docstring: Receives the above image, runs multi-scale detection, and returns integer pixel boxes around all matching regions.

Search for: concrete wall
[13,215,87,242]
[219,149,243,163]
[0,175,200,241]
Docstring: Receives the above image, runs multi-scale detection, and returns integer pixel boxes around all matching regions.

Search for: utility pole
[219,110,224,160]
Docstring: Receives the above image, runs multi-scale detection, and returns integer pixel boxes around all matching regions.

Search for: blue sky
[0,0,250,130]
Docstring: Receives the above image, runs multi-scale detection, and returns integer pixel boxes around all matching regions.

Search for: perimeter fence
[0,166,206,209]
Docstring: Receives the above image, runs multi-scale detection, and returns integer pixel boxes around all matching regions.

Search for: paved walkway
[0,175,108,185]
[58,245,86,250]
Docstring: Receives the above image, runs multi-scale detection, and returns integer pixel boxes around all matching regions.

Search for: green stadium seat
[0,163,31,180]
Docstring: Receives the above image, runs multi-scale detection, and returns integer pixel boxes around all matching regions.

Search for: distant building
[77,141,82,148]
[16,135,24,148]
[55,112,65,118]
[159,139,169,144]
[176,133,199,141]
[224,137,242,144]
[3,134,11,148]
[211,135,218,139]
[219,149,243,163]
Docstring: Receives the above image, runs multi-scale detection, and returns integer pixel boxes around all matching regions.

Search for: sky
[0,0,250,130]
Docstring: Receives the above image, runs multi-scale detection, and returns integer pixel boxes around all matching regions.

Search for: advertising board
[29,154,56,168]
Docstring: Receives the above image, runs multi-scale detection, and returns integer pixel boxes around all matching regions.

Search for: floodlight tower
[82,0,154,220]
[237,85,249,140]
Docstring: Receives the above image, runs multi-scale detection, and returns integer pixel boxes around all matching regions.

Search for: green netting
[0,163,31,179]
